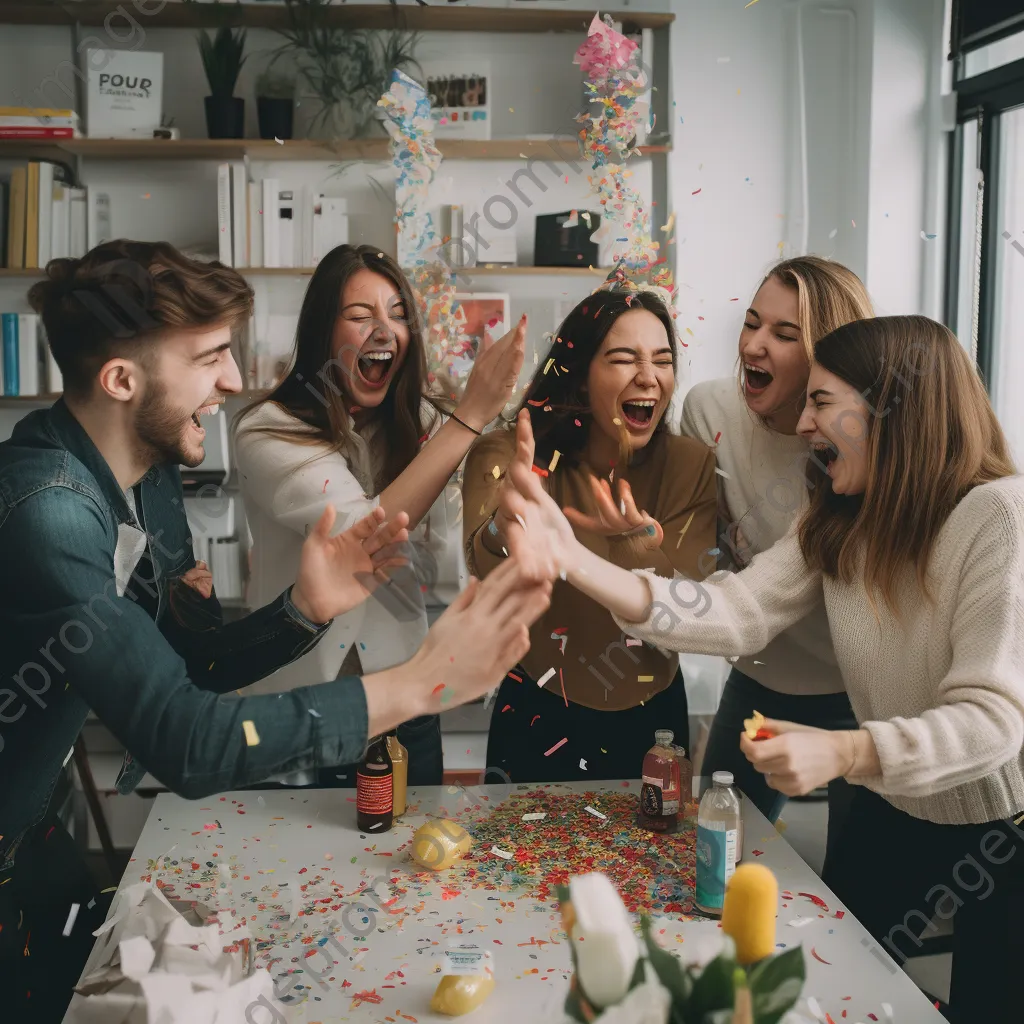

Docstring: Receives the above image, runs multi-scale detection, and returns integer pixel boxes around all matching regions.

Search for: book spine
[50,183,69,260]
[17,314,40,396]
[217,163,232,266]
[25,162,40,268]
[37,162,54,267]
[231,162,247,269]
[2,313,20,396]
[0,106,78,118]
[69,188,87,257]
[262,178,279,268]
[0,126,77,138]
[248,181,263,269]
[8,167,27,269]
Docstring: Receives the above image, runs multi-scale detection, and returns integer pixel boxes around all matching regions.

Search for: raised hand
[454,314,528,430]
[739,718,858,797]
[291,505,410,624]
[563,475,664,551]
[180,560,214,600]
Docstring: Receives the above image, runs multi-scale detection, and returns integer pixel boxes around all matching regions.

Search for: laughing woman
[462,286,717,783]
[235,243,525,787]
[680,256,874,843]
[501,316,1024,1020]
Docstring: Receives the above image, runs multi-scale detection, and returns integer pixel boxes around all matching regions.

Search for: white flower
[569,873,641,1009]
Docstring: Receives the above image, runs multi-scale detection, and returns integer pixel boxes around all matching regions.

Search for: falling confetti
[579,759,588,770]
[62,903,80,937]
[242,720,260,746]
[536,667,556,688]
[544,737,569,756]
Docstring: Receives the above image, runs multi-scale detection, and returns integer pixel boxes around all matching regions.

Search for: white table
[69,782,946,1023]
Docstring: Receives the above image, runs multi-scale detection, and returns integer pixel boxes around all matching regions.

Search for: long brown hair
[798,315,1016,612]
[517,287,678,469]
[238,244,441,492]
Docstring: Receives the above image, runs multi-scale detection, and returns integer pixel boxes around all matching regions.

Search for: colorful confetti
[543,737,568,756]
[242,720,260,747]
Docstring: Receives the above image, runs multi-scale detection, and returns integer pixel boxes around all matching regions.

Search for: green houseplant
[255,69,296,140]
[197,23,248,138]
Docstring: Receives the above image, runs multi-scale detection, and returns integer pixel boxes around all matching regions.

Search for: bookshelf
[1,265,614,279]
[0,2,674,34]
[0,138,670,163]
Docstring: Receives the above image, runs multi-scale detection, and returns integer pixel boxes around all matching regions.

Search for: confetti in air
[62,903,80,937]
[242,720,260,746]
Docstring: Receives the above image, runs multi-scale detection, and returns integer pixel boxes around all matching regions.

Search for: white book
[216,163,232,265]
[85,50,163,138]
[277,190,295,268]
[247,180,263,268]
[231,162,247,268]
[87,190,112,249]
[314,197,349,263]
[17,314,40,396]
[69,187,87,257]
[50,182,69,259]
[262,178,280,267]
[37,162,54,266]
[300,187,314,268]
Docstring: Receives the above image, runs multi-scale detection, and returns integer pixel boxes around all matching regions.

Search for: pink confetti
[530,715,541,726]
[810,946,832,965]
[544,737,568,756]
[322,479,329,493]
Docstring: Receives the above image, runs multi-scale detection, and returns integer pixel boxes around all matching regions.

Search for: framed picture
[443,292,510,382]
[418,61,491,140]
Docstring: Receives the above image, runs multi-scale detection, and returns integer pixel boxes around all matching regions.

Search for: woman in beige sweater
[499,315,1023,1020]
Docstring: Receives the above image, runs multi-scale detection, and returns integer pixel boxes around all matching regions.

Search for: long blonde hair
[799,315,1017,612]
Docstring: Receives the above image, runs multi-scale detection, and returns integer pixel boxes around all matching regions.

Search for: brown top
[462,427,717,711]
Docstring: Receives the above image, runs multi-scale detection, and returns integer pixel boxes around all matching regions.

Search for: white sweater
[681,378,844,695]
[234,400,453,695]
[614,476,1024,826]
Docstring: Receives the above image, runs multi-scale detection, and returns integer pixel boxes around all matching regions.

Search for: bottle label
[639,780,663,819]
[695,823,738,910]
[356,770,393,816]
[441,944,491,976]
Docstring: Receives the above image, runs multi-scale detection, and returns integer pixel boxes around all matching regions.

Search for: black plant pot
[204,95,245,139]
[257,96,294,140]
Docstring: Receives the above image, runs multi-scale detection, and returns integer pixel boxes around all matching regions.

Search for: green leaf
[747,947,806,1024]
[563,982,594,1024]
[639,916,693,1004]
[686,954,738,1020]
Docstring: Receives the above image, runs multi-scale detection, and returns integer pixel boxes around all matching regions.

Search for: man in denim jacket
[0,241,548,1021]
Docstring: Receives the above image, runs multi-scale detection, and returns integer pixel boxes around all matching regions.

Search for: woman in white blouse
[235,244,525,787]
[499,315,1024,1020]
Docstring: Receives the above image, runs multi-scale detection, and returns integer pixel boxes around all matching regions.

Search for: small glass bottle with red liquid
[672,743,694,813]
[638,729,682,833]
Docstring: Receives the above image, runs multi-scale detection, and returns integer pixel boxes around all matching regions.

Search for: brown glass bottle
[356,735,394,833]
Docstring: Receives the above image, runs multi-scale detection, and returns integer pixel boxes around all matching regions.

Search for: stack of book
[1,312,62,396]
[0,105,82,140]
[216,162,350,269]
[2,160,88,268]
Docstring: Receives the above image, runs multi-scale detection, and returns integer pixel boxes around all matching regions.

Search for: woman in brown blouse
[462,286,717,782]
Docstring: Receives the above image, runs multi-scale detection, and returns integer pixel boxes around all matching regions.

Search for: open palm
[293,505,411,624]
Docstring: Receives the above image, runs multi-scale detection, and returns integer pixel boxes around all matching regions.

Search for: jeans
[702,668,858,870]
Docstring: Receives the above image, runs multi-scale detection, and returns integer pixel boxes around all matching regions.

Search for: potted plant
[198,24,248,138]
[255,69,296,140]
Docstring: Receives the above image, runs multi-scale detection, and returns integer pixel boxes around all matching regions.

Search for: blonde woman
[501,316,1024,1019]
[680,257,874,843]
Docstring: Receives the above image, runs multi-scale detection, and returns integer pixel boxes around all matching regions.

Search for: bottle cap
[654,729,674,745]
[712,770,734,786]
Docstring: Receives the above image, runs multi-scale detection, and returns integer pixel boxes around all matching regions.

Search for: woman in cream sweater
[680,256,873,845]
[500,315,1023,1020]
[234,244,525,787]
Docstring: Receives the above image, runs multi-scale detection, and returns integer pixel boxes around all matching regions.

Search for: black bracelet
[450,412,482,436]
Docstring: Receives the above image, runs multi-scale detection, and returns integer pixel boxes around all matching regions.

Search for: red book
[0,127,77,138]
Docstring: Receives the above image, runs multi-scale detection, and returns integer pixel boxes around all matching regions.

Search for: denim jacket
[0,401,371,868]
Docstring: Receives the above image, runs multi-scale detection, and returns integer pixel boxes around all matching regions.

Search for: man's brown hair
[28,239,253,398]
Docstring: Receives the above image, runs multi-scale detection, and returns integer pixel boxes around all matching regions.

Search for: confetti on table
[536,667,556,688]
[798,891,830,910]
[788,917,816,928]
[522,812,547,821]
[544,737,568,756]
[584,806,607,820]
[752,849,763,857]
[242,720,260,746]
[274,137,284,145]
[810,946,832,965]
[490,846,515,860]
[62,903,79,937]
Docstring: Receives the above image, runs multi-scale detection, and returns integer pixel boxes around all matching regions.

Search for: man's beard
[135,376,203,469]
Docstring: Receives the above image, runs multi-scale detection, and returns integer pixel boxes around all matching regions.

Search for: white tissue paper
[64,881,274,1024]
[588,962,671,1024]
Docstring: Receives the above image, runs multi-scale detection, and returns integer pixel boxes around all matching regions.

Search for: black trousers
[702,668,858,874]
[0,816,113,1024]
[486,665,690,783]
[822,786,1024,1023]
[256,713,444,789]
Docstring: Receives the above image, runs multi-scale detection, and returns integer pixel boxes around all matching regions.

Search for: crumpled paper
[64,881,272,1024]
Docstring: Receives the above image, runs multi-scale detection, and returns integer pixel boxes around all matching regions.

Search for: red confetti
[351,988,385,1007]
[825,1016,838,1024]
[508,672,522,683]
[527,398,549,407]
[559,668,567,707]
[691,188,702,195]
[752,849,763,857]
[431,684,445,696]
[798,892,829,910]
[833,910,845,919]
[322,479,329,493]
[544,737,568,756]
[867,1015,878,1022]
[811,947,832,965]
[501,704,512,713]
[530,715,541,726]
[531,465,549,477]
[418,433,429,444]
[574,418,582,426]
[713,431,722,444]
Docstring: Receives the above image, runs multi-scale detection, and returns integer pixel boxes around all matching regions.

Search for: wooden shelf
[0,267,43,277]
[0,393,59,402]
[243,264,612,277]
[0,2,673,34]
[0,137,669,162]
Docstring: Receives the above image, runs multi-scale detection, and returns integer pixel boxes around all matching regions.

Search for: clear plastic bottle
[695,770,742,916]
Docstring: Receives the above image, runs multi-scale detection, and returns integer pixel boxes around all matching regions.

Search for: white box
[419,60,491,141]
[86,50,163,138]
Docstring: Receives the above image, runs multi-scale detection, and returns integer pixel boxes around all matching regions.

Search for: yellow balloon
[410,819,472,871]
[430,974,496,1015]
[721,863,779,964]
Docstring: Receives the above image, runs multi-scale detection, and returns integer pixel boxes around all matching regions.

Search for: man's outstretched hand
[291,505,410,624]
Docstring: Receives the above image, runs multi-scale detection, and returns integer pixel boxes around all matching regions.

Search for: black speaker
[534,211,601,268]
